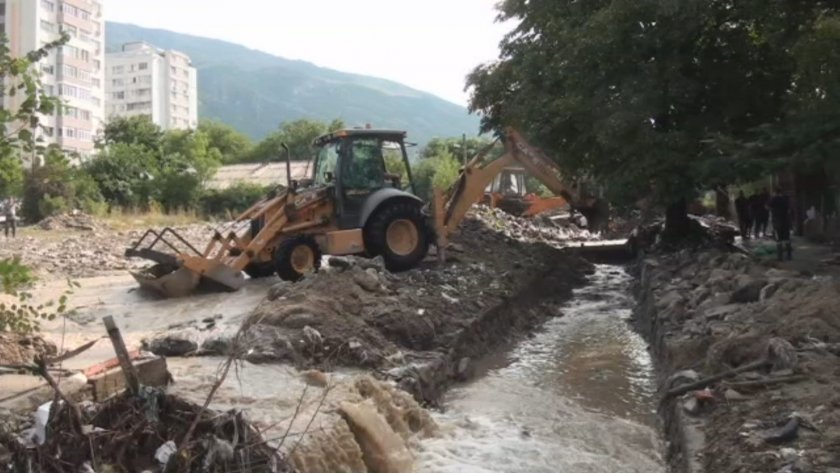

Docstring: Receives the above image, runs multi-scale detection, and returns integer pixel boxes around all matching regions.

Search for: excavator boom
[433,128,607,254]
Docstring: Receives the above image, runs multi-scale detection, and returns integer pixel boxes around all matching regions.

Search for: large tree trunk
[663,198,691,240]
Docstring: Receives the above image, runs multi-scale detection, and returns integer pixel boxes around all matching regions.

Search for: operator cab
[311,128,417,229]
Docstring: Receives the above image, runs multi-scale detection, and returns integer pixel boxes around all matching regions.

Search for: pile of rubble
[37,212,106,232]
[471,205,595,244]
[0,224,212,280]
[0,333,56,367]
[639,248,840,472]
[0,386,291,473]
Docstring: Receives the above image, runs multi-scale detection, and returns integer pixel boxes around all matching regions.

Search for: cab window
[343,138,385,191]
[313,141,339,186]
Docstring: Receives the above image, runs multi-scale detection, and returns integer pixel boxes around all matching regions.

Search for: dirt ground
[0,215,212,280]
[638,243,840,472]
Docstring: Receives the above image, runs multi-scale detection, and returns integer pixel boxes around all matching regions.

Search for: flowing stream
[416,265,664,472]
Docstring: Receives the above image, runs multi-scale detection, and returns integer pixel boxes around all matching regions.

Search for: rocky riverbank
[636,247,840,472]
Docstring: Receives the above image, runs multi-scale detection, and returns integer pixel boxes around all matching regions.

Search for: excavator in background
[484,166,574,218]
[125,127,607,297]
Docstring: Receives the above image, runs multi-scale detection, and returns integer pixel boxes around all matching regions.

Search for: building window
[65,128,75,138]
[91,78,100,87]
[139,75,152,84]
[112,78,124,87]
[80,110,90,120]
[138,62,148,71]
[41,64,54,75]
[40,20,54,32]
[43,126,55,137]
[92,59,101,71]
[62,64,76,77]
[112,65,124,74]
[59,84,78,97]
[40,0,54,11]
[62,24,77,36]
[113,91,125,100]
[44,84,55,95]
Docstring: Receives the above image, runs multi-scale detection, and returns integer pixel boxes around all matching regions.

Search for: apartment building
[105,42,198,130]
[1,0,105,159]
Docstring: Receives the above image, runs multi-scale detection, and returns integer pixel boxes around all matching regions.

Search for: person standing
[3,197,17,238]
[755,188,771,238]
[735,191,752,239]
[768,187,792,261]
[749,192,763,238]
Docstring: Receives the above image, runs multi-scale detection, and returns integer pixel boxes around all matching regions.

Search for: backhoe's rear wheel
[365,201,429,272]
[275,236,322,282]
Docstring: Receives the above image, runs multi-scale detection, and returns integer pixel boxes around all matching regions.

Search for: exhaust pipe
[281,143,292,191]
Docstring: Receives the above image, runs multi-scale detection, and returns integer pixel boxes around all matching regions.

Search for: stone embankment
[636,247,840,472]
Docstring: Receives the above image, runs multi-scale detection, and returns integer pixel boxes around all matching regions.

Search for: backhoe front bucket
[125,227,247,298]
[130,260,246,298]
[130,264,200,298]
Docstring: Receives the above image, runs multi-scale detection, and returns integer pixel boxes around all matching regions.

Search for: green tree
[85,143,159,208]
[98,115,164,150]
[422,136,496,162]
[198,120,253,163]
[468,0,838,235]
[0,153,24,198]
[411,150,461,200]
[244,118,344,163]
[0,33,68,206]
[22,146,76,221]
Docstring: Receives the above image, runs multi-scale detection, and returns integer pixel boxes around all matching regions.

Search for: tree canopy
[242,118,344,163]
[467,1,840,217]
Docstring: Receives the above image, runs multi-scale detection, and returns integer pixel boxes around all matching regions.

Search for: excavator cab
[126,129,430,298]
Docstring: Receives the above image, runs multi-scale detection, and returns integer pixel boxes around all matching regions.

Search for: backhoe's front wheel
[244,262,276,279]
[366,201,429,272]
[275,237,322,281]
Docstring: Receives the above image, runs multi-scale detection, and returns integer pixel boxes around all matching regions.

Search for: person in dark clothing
[768,187,792,261]
[734,191,752,239]
[749,193,762,238]
[750,189,770,238]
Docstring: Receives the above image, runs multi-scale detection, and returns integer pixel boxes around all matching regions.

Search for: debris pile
[630,214,739,252]
[37,212,105,232]
[0,333,56,366]
[471,205,594,243]
[0,388,291,473]
[639,247,840,472]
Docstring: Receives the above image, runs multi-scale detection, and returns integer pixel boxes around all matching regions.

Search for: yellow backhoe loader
[126,127,606,297]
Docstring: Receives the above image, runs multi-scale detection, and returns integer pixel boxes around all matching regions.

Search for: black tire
[274,236,322,282]
[243,262,275,279]
[365,200,429,272]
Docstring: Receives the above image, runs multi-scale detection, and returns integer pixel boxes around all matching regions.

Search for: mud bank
[636,248,840,472]
[144,212,594,406]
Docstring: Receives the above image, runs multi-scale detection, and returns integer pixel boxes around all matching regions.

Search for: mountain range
[105,22,481,144]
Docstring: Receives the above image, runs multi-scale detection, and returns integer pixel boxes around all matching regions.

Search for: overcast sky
[105,0,511,106]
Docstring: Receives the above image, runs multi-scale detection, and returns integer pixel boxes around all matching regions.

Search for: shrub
[37,195,68,218]
[200,183,270,218]
[0,257,74,334]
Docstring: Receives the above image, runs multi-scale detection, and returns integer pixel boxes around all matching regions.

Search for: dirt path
[740,235,840,279]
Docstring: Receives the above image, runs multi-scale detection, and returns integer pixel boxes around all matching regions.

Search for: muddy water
[417,265,664,473]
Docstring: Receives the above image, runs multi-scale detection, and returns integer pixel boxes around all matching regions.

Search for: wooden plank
[102,316,140,395]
